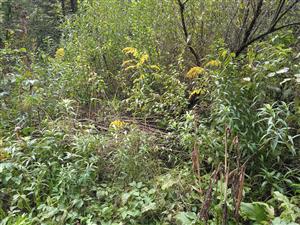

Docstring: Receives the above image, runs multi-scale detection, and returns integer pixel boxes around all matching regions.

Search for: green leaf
[175,212,197,225]
[141,202,156,213]
[294,74,300,83]
[272,217,299,225]
[121,193,131,204]
[158,174,178,190]
[240,202,274,222]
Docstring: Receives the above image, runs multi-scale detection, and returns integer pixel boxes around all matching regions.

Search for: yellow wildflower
[186,67,205,79]
[124,65,137,71]
[110,120,126,129]
[220,50,228,59]
[189,89,205,99]
[139,53,149,65]
[122,60,135,68]
[55,48,65,59]
[205,60,221,68]
[149,65,160,71]
[139,74,145,80]
[122,47,138,57]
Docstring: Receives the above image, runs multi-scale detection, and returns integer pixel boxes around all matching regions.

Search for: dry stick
[222,126,230,225]
[231,135,245,224]
[191,142,201,180]
[199,164,221,224]
[234,165,246,221]
[102,54,109,70]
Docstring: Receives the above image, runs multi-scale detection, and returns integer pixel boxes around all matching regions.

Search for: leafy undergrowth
[0,104,299,224]
[1,44,300,224]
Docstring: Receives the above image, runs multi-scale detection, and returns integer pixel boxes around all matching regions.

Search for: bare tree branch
[177,0,201,65]
[274,0,299,25]
[236,22,300,56]
[61,0,66,16]
[235,0,300,56]
[270,0,285,28]
[237,0,264,54]
[236,1,251,48]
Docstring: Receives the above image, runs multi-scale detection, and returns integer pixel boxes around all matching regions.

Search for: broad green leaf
[272,217,299,225]
[141,202,156,213]
[240,202,274,222]
[175,212,197,225]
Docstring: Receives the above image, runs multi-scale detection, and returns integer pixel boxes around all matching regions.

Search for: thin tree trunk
[70,0,77,13]
[61,0,66,16]
[177,0,201,66]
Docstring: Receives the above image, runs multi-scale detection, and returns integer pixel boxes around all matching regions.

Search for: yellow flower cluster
[55,48,65,59]
[124,65,137,71]
[110,120,126,129]
[139,53,149,65]
[122,60,134,68]
[186,67,205,79]
[189,89,206,99]
[149,65,160,71]
[122,60,137,71]
[122,47,159,72]
[205,60,221,67]
[122,47,138,57]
